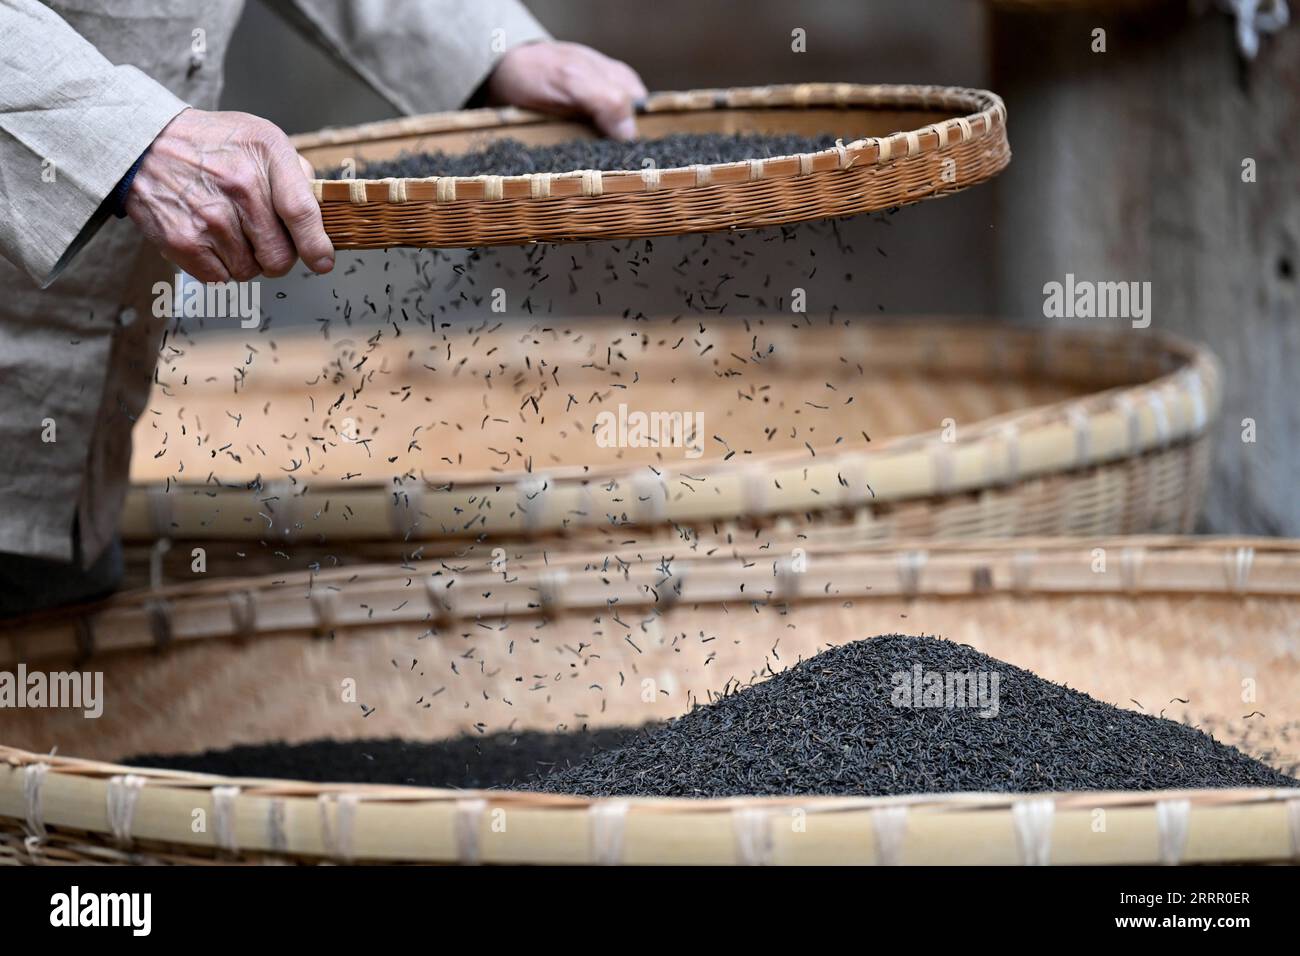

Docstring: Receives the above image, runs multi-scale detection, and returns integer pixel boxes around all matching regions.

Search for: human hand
[125,108,334,283]
[484,40,648,141]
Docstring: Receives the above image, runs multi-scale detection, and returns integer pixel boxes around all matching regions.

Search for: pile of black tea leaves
[127,636,1297,797]
[527,635,1297,797]
[328,131,846,180]
[128,728,636,791]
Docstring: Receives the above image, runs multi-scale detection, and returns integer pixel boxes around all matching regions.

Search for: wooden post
[991,4,1300,533]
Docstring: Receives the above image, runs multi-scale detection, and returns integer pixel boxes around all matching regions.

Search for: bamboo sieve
[291,83,1010,248]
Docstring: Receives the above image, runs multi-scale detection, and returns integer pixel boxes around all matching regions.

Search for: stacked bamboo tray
[122,318,1220,587]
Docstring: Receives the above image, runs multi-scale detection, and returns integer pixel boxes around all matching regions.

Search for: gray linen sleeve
[0,0,188,287]
[280,0,552,116]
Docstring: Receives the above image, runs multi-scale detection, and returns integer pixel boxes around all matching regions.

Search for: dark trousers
[0,525,123,619]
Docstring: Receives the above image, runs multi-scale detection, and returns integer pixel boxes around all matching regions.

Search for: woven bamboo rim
[121,322,1221,544]
[2,537,1298,865]
[293,84,1010,248]
[2,534,1295,665]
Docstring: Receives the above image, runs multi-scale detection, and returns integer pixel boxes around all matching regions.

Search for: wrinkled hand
[485,41,648,140]
[125,108,334,283]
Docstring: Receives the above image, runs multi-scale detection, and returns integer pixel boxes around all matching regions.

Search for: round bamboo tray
[122,318,1220,585]
[292,83,1010,249]
[1,537,1297,865]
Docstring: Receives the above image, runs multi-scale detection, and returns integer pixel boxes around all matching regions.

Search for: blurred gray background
[214,0,1300,534]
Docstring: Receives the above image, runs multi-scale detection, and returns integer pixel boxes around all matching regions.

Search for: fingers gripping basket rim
[1,538,1298,865]
[296,83,1011,248]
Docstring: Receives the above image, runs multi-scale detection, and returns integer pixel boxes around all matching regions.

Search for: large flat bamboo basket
[1,537,1296,865]
[121,318,1220,586]
[292,84,1010,249]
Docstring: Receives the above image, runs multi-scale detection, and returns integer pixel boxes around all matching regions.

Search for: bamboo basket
[292,84,1010,249]
[121,318,1220,585]
[1,537,1297,865]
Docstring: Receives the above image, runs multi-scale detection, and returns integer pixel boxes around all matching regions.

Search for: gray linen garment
[0,0,548,575]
